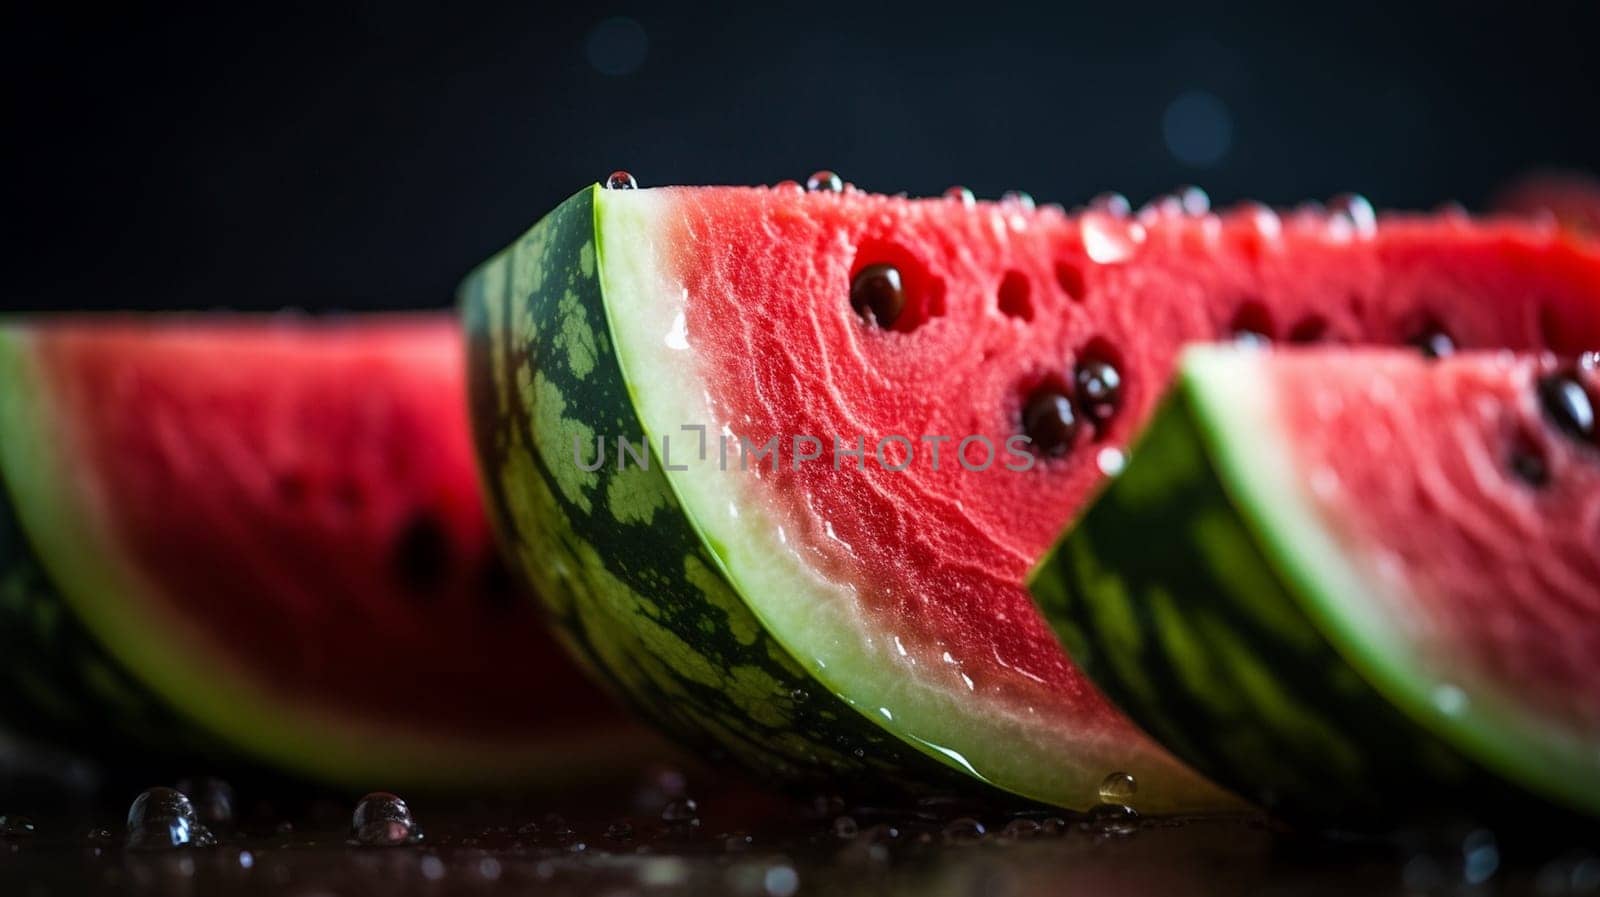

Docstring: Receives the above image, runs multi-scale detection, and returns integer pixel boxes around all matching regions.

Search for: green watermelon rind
[1031,344,1600,818]
[466,185,1234,812]
[0,324,643,788]
[463,185,966,796]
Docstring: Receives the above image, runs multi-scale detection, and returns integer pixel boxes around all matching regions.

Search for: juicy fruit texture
[1032,347,1600,819]
[466,182,1600,812]
[0,316,630,786]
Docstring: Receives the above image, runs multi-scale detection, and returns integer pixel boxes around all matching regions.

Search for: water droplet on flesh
[1233,201,1282,239]
[1022,387,1080,458]
[1176,185,1211,216]
[850,263,905,328]
[604,170,638,190]
[1001,190,1036,211]
[351,792,421,847]
[1327,193,1377,238]
[773,179,803,196]
[1080,213,1145,264]
[1098,771,1138,802]
[806,170,843,193]
[1233,329,1272,348]
[1096,447,1127,476]
[944,186,976,207]
[1089,192,1132,218]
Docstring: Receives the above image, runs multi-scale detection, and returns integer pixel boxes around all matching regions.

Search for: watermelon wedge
[0,316,637,787]
[464,183,1600,812]
[1031,346,1600,819]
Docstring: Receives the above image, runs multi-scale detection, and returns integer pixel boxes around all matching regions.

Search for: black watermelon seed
[850,263,906,328]
[1410,327,1457,359]
[1022,388,1080,458]
[1074,358,1123,422]
[1538,373,1596,444]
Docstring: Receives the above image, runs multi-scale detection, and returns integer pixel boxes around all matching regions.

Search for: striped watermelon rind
[1029,345,1600,819]
[461,186,972,797]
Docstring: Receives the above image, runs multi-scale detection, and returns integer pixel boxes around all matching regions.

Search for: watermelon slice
[464,183,1600,812]
[1031,346,1600,819]
[0,315,636,787]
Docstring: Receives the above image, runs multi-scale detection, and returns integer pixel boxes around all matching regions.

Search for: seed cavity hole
[1054,262,1087,302]
[997,270,1033,321]
[849,240,945,332]
[1509,429,1550,487]
[1287,316,1329,344]
[1229,302,1274,345]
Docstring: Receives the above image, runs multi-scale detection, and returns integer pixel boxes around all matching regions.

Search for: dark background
[6,1,1598,312]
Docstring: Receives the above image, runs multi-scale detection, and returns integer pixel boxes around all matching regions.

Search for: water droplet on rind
[604,170,638,190]
[1098,771,1137,802]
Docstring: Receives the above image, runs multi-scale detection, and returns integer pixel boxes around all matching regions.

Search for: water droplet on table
[351,792,422,847]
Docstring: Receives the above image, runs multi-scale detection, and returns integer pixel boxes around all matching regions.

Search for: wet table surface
[1,750,1597,897]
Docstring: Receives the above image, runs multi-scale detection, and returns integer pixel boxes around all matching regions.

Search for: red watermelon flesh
[1495,171,1600,239]
[619,188,1600,786]
[0,316,627,784]
[1274,351,1600,734]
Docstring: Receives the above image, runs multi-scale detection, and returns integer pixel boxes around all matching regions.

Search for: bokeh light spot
[1162,89,1233,168]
